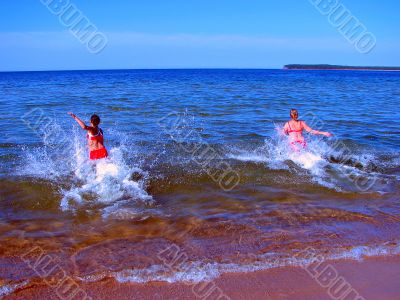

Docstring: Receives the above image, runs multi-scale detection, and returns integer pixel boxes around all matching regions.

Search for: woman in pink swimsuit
[283,109,332,151]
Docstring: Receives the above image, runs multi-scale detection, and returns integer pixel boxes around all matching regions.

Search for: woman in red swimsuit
[283,109,332,151]
[68,112,108,160]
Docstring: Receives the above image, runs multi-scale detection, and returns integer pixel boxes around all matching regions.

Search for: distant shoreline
[284,64,400,71]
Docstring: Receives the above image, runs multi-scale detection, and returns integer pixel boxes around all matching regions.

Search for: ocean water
[0,69,399,291]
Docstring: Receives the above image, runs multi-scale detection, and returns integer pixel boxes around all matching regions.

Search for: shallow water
[0,69,399,290]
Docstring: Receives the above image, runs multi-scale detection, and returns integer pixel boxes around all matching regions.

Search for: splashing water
[18,124,153,217]
[60,146,153,213]
[228,124,387,192]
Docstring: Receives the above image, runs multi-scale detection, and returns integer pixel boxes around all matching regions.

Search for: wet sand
[5,255,400,300]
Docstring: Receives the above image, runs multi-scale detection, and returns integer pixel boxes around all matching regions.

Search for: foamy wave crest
[0,281,30,298]
[78,241,400,284]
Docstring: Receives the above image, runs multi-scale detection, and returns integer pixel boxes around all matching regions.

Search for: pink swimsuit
[287,122,307,151]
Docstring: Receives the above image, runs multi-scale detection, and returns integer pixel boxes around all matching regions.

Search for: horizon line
[0,67,284,73]
[2,65,400,73]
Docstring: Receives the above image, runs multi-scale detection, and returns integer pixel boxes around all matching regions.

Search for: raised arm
[302,121,332,137]
[68,112,91,131]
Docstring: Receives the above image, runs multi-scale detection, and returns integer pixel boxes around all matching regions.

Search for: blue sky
[0,0,399,71]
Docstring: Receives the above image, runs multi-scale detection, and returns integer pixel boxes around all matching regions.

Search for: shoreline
[5,255,400,300]
[283,64,400,72]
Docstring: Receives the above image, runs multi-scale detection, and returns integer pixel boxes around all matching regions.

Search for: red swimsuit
[87,128,108,160]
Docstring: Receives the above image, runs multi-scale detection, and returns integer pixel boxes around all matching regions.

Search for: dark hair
[290,109,298,120]
[90,114,101,126]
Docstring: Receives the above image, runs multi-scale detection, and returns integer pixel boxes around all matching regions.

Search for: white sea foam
[77,241,400,284]
[8,242,399,293]
[0,281,30,298]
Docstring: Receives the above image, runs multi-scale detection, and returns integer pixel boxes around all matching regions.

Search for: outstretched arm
[302,121,332,137]
[67,112,91,131]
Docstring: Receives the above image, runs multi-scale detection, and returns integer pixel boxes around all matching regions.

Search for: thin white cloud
[0,31,351,51]
[106,31,350,50]
[0,31,399,71]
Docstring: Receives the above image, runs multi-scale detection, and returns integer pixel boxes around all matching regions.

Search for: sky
[0,0,399,71]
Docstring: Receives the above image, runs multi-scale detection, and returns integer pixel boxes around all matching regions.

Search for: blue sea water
[1,69,399,150]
